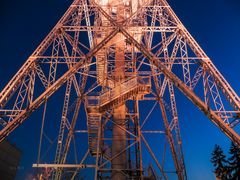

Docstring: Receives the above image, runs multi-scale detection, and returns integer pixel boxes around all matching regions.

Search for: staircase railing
[86,77,150,107]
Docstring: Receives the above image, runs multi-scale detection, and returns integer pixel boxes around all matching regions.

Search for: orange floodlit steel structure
[0,0,240,179]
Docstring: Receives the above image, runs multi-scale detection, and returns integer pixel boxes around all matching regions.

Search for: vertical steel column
[112,106,126,179]
[112,2,127,179]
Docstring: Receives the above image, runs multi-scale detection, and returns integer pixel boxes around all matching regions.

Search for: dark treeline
[211,143,240,180]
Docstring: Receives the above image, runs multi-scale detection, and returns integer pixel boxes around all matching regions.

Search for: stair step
[87,114,101,156]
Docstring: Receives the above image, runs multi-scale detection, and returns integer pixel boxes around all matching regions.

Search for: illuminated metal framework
[0,0,240,179]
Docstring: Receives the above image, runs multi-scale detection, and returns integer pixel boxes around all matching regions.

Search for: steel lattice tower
[0,0,240,179]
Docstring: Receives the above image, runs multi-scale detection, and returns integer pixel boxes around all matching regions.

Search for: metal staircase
[96,17,109,85]
[87,114,101,156]
[86,77,151,156]
[86,77,151,112]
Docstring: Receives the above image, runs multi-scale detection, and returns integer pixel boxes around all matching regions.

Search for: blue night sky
[0,0,240,179]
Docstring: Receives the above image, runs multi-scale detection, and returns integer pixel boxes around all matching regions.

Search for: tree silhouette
[211,145,229,179]
[228,142,240,179]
